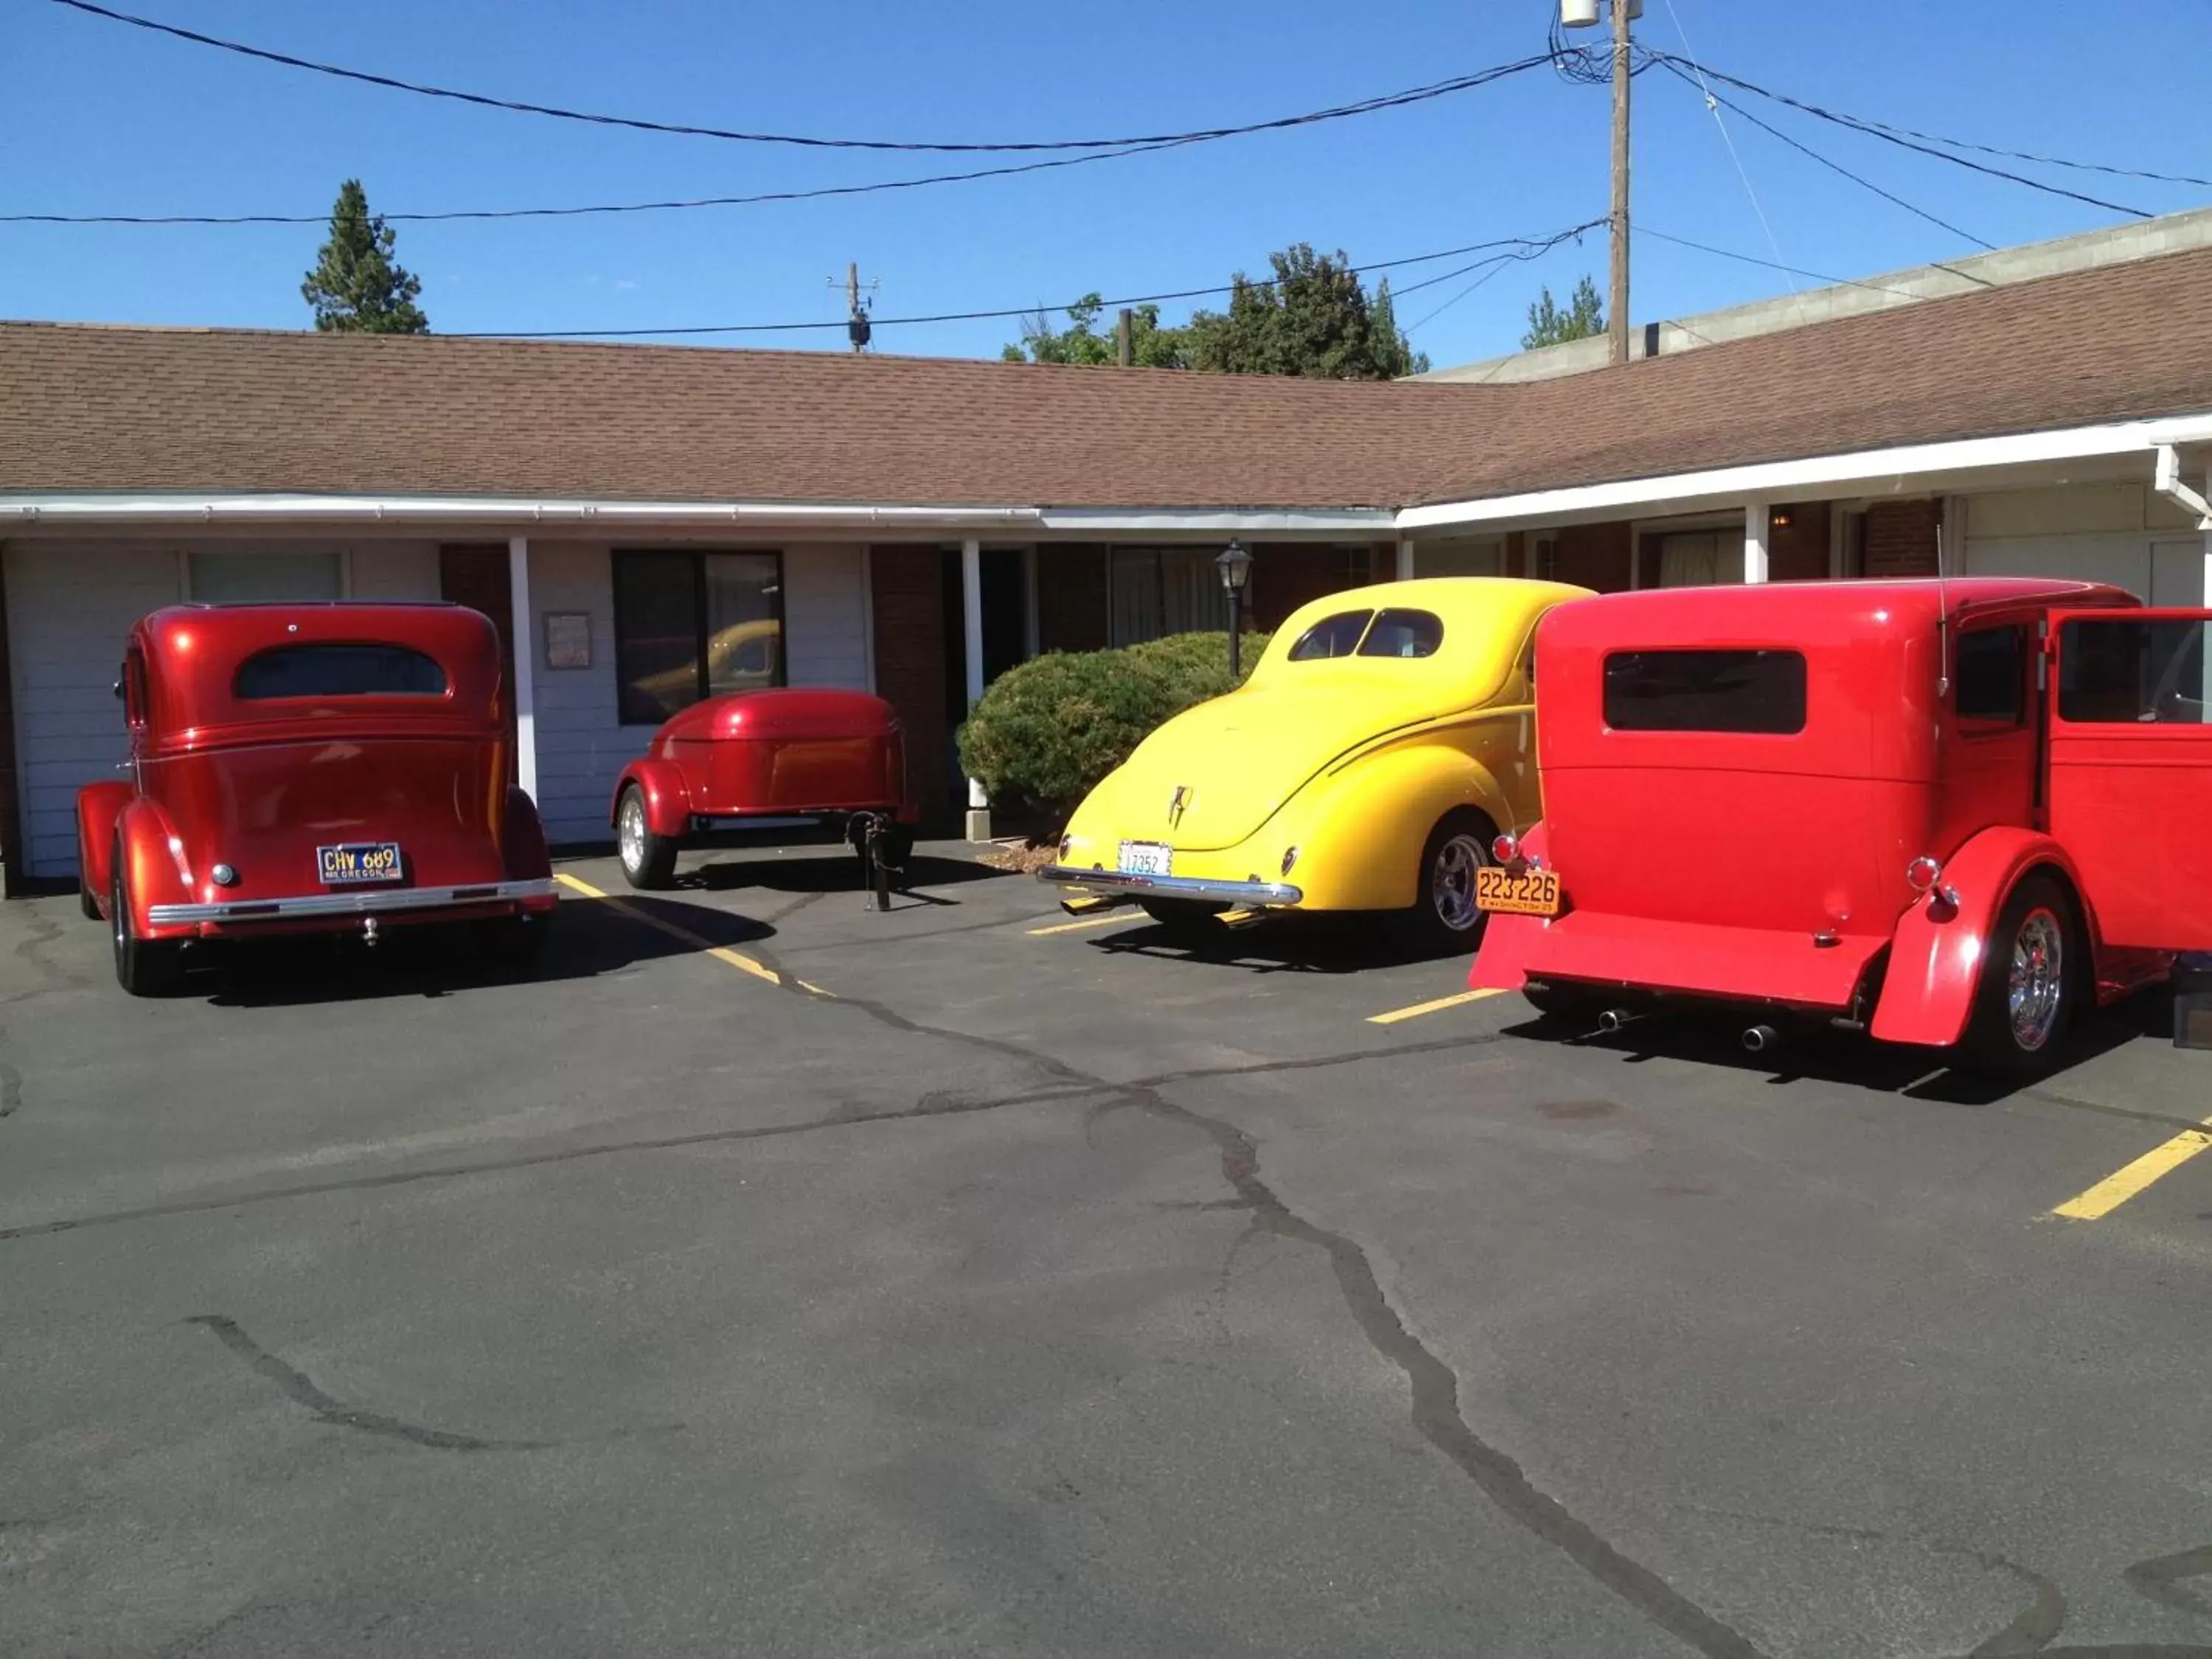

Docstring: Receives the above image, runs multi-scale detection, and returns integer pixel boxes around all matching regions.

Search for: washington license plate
[1475,866,1561,917]
[317,841,404,885]
[1117,840,1173,877]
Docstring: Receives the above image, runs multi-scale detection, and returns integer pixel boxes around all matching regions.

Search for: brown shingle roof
[7,244,2212,511]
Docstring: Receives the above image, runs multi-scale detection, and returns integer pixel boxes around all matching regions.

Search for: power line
[46,0,1548,156]
[1402,256,1522,335]
[458,221,1604,341]
[1637,224,1953,302]
[1654,0,1801,301]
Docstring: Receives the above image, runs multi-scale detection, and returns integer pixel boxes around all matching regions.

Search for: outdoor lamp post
[1215,540,1253,678]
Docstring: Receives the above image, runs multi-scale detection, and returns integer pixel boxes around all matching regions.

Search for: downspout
[2153,445,2212,527]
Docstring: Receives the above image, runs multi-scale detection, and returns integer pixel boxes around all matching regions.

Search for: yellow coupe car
[1038,577,1592,947]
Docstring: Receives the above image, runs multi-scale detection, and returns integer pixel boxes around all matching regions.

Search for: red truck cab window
[232,644,449,700]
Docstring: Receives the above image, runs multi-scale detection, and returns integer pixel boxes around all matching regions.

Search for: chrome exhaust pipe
[1596,1008,1637,1033]
[1742,1023,1779,1054]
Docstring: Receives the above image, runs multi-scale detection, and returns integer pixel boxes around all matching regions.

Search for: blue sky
[3,0,2207,368]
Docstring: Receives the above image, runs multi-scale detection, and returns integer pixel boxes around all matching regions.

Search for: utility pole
[1117,307,1134,368]
[1607,0,1632,366]
[834,262,877,353]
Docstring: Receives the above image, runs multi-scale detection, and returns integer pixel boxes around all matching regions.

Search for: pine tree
[1520,274,1604,349]
[1368,278,1430,378]
[301,180,428,334]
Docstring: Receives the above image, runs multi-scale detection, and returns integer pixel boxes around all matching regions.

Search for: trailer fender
[1869,827,2090,1049]
[114,797,195,939]
[1468,821,1549,992]
[611,759,692,839]
[75,780,138,910]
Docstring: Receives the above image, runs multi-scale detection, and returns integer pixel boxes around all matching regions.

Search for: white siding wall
[1964,483,2207,605]
[1,539,439,877]
[523,541,872,846]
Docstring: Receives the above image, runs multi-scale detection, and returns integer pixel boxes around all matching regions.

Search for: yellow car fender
[1273,734,1517,913]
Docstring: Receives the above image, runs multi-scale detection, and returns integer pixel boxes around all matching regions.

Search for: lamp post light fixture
[1215,540,1253,678]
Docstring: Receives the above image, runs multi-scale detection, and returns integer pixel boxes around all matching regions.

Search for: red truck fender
[1467,821,1548,992]
[75,780,137,910]
[112,796,196,939]
[1869,826,2096,1049]
[611,758,692,839]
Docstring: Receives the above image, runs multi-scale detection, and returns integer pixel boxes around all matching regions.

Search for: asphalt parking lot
[5,842,2212,1658]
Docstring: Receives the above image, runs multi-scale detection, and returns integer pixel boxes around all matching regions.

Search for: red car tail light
[1492,832,1520,864]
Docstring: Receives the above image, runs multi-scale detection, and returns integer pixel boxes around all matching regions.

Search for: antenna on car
[1934,504,1952,700]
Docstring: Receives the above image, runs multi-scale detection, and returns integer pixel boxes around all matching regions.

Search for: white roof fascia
[1037,507,1396,535]
[1394,415,2212,533]
[0,493,1045,529]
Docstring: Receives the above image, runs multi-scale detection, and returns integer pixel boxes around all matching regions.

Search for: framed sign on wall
[544,612,591,670]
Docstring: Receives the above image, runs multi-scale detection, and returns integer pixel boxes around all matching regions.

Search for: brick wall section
[0,549,19,897]
[1767,506,1832,582]
[1250,543,1377,631]
[869,546,954,824]
[1864,500,1941,577]
[1035,545,1110,655]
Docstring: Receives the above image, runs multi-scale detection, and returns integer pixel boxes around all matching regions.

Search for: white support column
[1395,538,1416,582]
[858,545,877,693]
[960,538,990,840]
[1021,545,1040,659]
[1743,501,1771,585]
[2202,465,2212,608]
[507,535,538,803]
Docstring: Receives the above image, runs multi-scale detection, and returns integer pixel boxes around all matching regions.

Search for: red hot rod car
[1472,577,2212,1074]
[77,603,557,995]
[610,687,917,902]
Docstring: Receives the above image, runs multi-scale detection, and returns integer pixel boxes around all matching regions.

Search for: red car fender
[114,797,195,939]
[75,780,137,908]
[1869,826,2093,1049]
[611,758,692,839]
[1467,821,1550,992]
[501,786,553,881]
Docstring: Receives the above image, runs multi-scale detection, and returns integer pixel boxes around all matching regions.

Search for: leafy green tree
[1520,274,1604,349]
[302,179,428,334]
[1368,277,1430,378]
[1002,294,1189,367]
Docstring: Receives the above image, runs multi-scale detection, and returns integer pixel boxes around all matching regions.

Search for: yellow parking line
[1368,987,1503,1026]
[2052,1119,2212,1220]
[554,872,784,986]
[1028,912,1138,936]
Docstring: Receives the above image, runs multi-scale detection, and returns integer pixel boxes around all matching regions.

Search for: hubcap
[2008,908,2065,1051]
[619,797,645,871]
[1430,834,1486,933]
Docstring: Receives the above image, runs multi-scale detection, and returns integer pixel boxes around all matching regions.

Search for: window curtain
[1109,548,1226,645]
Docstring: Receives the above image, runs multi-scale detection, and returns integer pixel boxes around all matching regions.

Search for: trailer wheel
[616,786,678,891]
[1961,874,2078,1077]
[79,868,102,921]
[110,846,181,998]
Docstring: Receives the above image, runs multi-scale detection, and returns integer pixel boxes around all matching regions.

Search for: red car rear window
[233,644,449,700]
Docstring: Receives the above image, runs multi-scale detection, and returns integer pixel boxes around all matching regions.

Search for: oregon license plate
[1118,840,1173,877]
[1475,865,1561,917]
[317,841,404,885]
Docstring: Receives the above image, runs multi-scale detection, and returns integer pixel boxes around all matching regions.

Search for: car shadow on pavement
[1500,988,2174,1107]
[198,897,778,1009]
[671,851,1005,904]
[1091,913,1464,975]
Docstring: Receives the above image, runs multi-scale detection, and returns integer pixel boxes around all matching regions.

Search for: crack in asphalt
[185,1314,554,1452]
[0,1055,21,1119]
[2126,1545,2212,1621]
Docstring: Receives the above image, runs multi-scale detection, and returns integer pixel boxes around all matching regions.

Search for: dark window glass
[233,644,447,700]
[614,551,785,725]
[1357,609,1445,659]
[2059,618,2212,725]
[1602,649,1808,734]
[1288,611,1373,661]
[1955,625,2025,725]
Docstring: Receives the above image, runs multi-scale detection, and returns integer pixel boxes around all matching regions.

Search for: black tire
[479,912,551,973]
[79,869,102,921]
[615,786,678,891]
[1140,897,1225,935]
[110,849,181,998]
[1961,874,2079,1077]
[1399,810,1495,955]
[1523,980,1604,1024]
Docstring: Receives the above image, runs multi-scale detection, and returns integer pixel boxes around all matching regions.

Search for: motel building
[5,211,2212,894]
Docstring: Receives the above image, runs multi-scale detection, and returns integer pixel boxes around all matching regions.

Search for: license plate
[1118,840,1173,877]
[317,841,404,885]
[1476,865,1561,917]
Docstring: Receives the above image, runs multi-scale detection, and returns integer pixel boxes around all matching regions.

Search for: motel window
[1603,649,1808,734]
[613,550,785,726]
[1108,547,1225,646]
[1954,625,2027,727]
[187,550,344,603]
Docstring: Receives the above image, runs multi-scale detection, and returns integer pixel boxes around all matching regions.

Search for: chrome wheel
[2008,908,2065,1052]
[1430,833,1486,934]
[618,795,647,874]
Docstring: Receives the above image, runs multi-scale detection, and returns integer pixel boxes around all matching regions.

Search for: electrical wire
[456,221,1604,340]
[1402,255,1523,335]
[1637,225,1953,302]
[44,0,1549,156]
[1654,0,1803,296]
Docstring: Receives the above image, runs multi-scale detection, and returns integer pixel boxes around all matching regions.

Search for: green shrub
[957,629,1270,811]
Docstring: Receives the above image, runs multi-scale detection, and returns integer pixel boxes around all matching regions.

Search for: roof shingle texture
[7,245,2212,510]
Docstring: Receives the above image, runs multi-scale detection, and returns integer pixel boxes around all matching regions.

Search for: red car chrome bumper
[1472,908,1888,1011]
[147,877,558,929]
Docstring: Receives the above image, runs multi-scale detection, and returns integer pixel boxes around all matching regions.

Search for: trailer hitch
[846,813,913,912]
